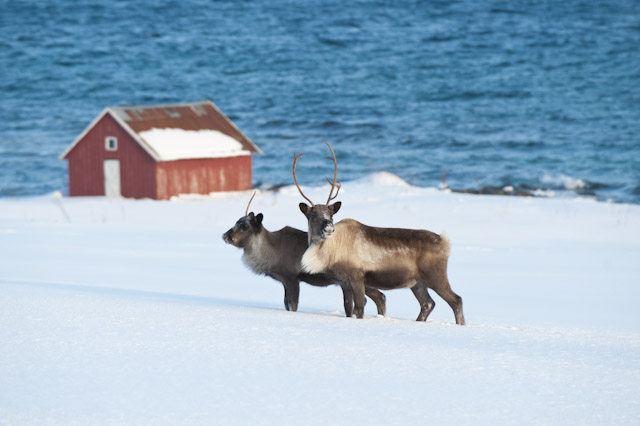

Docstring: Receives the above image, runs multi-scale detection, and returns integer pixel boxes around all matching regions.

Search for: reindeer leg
[351,278,366,319]
[339,283,354,317]
[435,284,465,325]
[282,280,300,312]
[427,272,465,325]
[282,283,291,311]
[411,284,435,322]
[287,280,300,312]
[365,287,386,317]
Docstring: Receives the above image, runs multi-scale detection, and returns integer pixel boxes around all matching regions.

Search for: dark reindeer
[222,192,387,316]
[293,142,466,325]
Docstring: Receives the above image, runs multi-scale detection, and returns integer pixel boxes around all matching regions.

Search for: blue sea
[1,0,639,203]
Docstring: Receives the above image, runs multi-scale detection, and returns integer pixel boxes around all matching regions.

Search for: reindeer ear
[329,201,341,215]
[299,203,311,217]
[255,213,263,225]
[247,212,255,219]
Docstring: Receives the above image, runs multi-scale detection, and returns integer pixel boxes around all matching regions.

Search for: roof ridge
[110,99,211,111]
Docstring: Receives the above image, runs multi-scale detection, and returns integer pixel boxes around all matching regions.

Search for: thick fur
[303,220,450,284]
[300,209,465,325]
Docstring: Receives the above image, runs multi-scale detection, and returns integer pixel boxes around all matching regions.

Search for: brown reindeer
[293,142,465,325]
[222,192,387,317]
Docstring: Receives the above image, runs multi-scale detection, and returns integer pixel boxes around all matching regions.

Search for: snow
[1,174,639,425]
[138,127,251,161]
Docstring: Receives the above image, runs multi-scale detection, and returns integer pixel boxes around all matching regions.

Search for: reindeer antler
[325,177,341,202]
[245,190,257,216]
[324,141,339,205]
[292,153,315,206]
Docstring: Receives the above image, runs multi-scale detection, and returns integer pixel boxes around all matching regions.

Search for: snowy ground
[1,173,639,425]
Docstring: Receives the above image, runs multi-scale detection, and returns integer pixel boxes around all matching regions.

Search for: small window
[105,136,118,151]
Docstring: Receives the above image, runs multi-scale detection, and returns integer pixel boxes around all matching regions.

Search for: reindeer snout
[222,230,232,244]
[321,220,335,238]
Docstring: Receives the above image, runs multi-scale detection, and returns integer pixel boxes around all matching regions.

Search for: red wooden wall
[156,155,252,200]
[66,114,156,198]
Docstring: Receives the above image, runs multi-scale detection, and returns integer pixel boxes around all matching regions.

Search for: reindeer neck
[244,226,274,254]
[241,226,278,275]
[302,229,342,274]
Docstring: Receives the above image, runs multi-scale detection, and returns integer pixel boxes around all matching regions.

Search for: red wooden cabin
[60,100,262,200]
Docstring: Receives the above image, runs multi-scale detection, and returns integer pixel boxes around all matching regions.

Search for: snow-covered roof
[60,100,262,161]
[138,128,251,161]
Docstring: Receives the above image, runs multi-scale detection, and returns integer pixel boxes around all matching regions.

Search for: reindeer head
[293,142,342,245]
[222,191,264,248]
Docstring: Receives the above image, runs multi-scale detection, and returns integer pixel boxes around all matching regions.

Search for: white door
[103,160,121,197]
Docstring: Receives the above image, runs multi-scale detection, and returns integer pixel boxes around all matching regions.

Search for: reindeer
[293,142,466,325]
[222,192,387,317]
